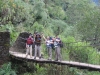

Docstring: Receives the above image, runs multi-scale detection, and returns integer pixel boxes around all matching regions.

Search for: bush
[0,62,16,75]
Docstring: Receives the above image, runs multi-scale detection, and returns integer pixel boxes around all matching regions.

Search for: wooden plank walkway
[9,51,100,71]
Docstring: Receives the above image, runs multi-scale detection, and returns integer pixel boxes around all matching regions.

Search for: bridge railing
[10,40,100,65]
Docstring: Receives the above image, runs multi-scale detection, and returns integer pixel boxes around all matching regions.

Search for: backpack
[59,40,63,48]
[26,38,33,45]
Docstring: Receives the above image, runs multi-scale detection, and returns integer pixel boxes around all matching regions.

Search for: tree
[50,19,67,36]
[77,7,100,40]
[65,0,94,25]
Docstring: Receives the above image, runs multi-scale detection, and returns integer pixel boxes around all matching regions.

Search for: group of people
[26,32,62,61]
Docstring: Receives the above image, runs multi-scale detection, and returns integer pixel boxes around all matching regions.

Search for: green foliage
[48,5,66,19]
[62,26,76,37]
[29,22,44,33]
[69,42,89,62]
[33,64,47,75]
[43,27,54,36]
[33,0,48,22]
[50,19,67,35]
[62,36,100,64]
[65,0,95,25]
[88,48,100,64]
[0,62,16,75]
[77,8,100,40]
[1,0,100,75]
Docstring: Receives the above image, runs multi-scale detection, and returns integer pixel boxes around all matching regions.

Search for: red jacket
[26,37,33,45]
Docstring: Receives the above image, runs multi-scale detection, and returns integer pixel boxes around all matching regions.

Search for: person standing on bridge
[42,34,53,60]
[53,36,62,61]
[26,35,34,58]
[34,33,42,59]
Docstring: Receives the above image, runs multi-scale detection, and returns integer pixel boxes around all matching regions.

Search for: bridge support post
[0,32,10,65]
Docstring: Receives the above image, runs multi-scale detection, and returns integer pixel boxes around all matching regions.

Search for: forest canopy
[0,0,100,42]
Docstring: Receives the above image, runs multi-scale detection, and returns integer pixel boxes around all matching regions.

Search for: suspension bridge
[1,32,100,71]
[9,50,100,71]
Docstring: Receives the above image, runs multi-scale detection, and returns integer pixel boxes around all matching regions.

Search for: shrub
[0,62,16,75]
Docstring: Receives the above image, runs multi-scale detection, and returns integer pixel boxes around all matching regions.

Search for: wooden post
[0,32,10,65]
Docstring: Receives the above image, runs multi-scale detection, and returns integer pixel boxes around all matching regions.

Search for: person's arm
[56,39,60,42]
[42,34,46,41]
[33,34,36,41]
[26,43,28,48]
[31,38,34,43]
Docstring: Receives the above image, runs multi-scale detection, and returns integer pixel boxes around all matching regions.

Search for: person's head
[36,33,40,38]
[29,35,32,38]
[49,37,52,40]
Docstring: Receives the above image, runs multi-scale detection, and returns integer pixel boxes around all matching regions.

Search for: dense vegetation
[0,0,100,75]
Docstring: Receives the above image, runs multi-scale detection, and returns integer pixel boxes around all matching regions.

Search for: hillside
[0,0,100,75]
